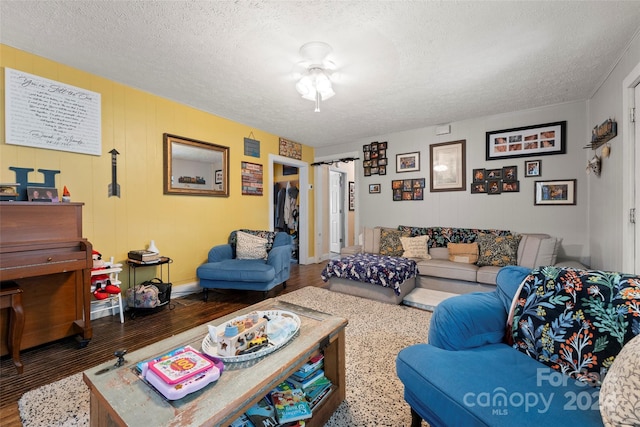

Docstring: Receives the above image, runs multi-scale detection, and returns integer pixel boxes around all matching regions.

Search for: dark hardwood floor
[0,262,328,426]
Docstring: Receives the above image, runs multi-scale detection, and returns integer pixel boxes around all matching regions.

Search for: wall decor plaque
[279,138,302,160]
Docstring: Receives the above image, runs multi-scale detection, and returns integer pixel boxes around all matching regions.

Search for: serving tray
[201,310,300,363]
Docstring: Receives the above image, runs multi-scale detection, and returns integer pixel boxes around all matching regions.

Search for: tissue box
[217,315,268,357]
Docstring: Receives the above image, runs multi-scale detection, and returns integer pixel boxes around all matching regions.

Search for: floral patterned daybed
[321,253,418,304]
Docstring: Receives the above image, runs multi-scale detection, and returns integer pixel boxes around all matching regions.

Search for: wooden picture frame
[534,179,576,205]
[486,121,566,160]
[524,160,542,177]
[163,133,229,197]
[396,152,420,173]
[429,140,466,192]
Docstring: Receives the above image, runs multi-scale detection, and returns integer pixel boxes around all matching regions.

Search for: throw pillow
[600,334,640,427]
[510,267,640,386]
[379,228,408,256]
[235,231,268,260]
[476,234,520,267]
[447,242,479,263]
[400,235,430,259]
[517,234,560,268]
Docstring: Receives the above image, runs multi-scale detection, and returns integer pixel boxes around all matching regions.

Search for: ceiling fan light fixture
[296,42,335,111]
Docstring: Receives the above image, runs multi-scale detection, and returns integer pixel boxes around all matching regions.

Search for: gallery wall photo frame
[534,179,576,206]
[396,152,420,173]
[392,178,425,201]
[430,140,466,192]
[363,141,388,176]
[486,121,566,160]
[369,183,381,194]
[524,160,542,177]
[348,181,355,211]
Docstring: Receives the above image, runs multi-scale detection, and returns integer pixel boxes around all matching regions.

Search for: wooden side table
[0,284,25,373]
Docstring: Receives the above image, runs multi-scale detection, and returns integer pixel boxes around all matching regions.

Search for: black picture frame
[486,121,566,160]
[525,160,542,177]
[348,181,355,210]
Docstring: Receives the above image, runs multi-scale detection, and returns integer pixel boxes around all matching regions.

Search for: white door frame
[268,154,309,264]
[313,151,359,262]
[622,60,640,273]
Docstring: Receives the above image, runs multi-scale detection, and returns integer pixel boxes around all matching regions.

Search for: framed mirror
[163,133,229,197]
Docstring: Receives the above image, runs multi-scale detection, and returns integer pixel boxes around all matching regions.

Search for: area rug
[19,286,432,426]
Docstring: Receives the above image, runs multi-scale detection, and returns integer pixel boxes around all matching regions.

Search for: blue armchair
[196,230,292,301]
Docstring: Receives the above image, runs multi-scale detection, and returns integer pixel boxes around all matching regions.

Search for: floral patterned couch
[397,266,640,426]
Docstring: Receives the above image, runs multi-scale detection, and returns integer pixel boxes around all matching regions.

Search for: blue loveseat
[196,230,292,301]
[396,266,640,427]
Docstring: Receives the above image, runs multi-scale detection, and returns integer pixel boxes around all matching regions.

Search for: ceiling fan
[294,41,336,112]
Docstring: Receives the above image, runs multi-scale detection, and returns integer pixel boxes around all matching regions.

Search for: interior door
[329,170,343,253]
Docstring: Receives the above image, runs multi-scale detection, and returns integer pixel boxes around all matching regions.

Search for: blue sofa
[196,230,292,301]
[397,266,640,427]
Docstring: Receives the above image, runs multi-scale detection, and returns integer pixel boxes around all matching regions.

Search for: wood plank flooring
[0,262,328,427]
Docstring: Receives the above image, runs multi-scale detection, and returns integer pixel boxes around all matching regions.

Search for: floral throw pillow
[511,266,640,386]
[379,228,408,256]
[476,233,520,267]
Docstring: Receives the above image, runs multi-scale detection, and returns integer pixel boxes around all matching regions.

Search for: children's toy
[145,348,220,400]
[216,312,268,357]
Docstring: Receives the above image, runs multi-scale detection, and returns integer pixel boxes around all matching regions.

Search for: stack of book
[229,353,333,427]
[128,250,160,263]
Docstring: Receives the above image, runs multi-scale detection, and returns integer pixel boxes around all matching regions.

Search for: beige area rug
[18,286,432,426]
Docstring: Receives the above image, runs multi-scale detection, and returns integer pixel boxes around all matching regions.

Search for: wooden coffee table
[83,297,347,426]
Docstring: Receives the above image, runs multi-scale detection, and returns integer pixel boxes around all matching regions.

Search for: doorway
[329,170,345,254]
[268,154,309,264]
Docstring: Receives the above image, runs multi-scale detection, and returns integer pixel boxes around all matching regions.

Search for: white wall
[317,101,590,264]
[317,30,640,271]
[587,31,640,271]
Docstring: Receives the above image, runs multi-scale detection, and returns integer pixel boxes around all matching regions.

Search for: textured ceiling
[1,1,640,149]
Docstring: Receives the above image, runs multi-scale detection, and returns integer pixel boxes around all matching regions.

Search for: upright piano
[0,202,93,359]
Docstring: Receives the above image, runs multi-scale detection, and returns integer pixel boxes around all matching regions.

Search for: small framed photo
[413,187,424,200]
[502,166,517,181]
[369,184,381,194]
[486,168,502,179]
[502,181,520,192]
[412,178,425,188]
[471,183,487,194]
[27,187,58,202]
[396,152,420,173]
[472,168,486,183]
[487,180,501,194]
[525,160,541,177]
[535,179,576,205]
[379,166,387,175]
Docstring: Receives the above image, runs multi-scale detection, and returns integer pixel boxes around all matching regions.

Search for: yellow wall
[0,44,315,289]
